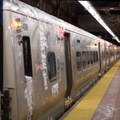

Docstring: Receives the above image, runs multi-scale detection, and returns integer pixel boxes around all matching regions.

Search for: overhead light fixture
[78,1,120,43]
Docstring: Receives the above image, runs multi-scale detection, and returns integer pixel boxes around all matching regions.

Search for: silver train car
[0,0,120,120]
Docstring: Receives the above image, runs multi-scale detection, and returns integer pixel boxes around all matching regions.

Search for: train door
[64,33,73,99]
[104,42,108,71]
[98,42,102,74]
[0,23,3,93]
[22,36,33,118]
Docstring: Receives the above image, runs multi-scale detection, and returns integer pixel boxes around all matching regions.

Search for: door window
[47,52,56,81]
[22,36,33,76]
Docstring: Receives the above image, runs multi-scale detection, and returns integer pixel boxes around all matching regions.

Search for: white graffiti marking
[39,23,48,90]
[52,83,59,96]
[24,76,34,120]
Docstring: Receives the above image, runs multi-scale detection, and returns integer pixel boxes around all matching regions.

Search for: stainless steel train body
[0,0,120,120]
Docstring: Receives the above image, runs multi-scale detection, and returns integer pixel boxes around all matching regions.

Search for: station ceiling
[77,1,120,46]
[20,0,120,46]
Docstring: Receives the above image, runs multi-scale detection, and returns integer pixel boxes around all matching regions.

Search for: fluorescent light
[78,1,120,43]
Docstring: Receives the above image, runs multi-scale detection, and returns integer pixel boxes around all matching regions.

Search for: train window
[77,39,80,43]
[93,51,96,63]
[110,51,112,56]
[22,36,33,76]
[87,51,90,65]
[82,51,86,68]
[117,51,119,55]
[96,51,98,62]
[113,51,115,56]
[76,51,82,70]
[102,51,104,59]
[90,51,93,64]
[111,51,114,56]
[47,52,56,81]
[105,51,109,58]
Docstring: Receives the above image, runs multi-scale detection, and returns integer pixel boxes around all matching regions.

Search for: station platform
[61,60,120,120]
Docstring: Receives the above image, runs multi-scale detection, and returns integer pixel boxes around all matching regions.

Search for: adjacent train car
[0,0,120,120]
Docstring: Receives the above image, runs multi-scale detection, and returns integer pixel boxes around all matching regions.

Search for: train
[0,0,120,120]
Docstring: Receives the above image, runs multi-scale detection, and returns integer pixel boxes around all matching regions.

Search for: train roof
[3,0,106,42]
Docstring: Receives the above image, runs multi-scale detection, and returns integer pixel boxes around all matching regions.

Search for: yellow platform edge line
[64,60,120,120]
[65,100,73,106]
